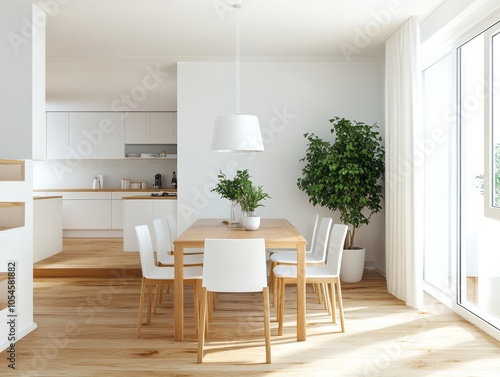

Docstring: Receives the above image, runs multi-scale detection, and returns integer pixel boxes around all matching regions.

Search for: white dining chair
[153,218,204,266]
[274,223,348,335]
[197,238,271,364]
[166,214,204,254]
[152,218,204,311]
[269,217,333,307]
[135,224,203,337]
[267,213,319,256]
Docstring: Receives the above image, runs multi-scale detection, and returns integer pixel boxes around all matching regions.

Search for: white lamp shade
[211,114,264,152]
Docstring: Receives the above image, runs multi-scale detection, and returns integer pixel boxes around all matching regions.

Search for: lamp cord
[235,5,240,115]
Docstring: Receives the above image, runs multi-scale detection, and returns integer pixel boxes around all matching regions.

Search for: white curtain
[385,16,423,309]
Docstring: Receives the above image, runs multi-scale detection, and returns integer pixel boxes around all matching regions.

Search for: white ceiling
[42,0,448,109]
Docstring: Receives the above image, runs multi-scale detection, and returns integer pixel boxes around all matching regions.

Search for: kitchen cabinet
[47,112,125,160]
[123,197,177,251]
[33,196,63,263]
[46,112,69,159]
[96,112,124,159]
[46,191,112,230]
[69,112,125,160]
[124,111,176,144]
[69,112,97,159]
[111,191,153,230]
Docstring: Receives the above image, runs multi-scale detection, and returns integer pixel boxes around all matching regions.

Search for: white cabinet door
[63,199,112,229]
[124,112,150,143]
[150,112,175,144]
[123,200,152,250]
[69,112,97,159]
[152,199,177,220]
[46,112,68,159]
[96,112,124,159]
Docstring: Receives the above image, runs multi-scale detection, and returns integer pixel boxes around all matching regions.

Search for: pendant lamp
[211,4,264,153]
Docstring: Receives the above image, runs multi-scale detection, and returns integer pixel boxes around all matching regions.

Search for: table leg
[297,242,306,341]
[174,243,184,341]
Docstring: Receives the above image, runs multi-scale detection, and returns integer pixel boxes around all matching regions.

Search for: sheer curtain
[385,16,423,309]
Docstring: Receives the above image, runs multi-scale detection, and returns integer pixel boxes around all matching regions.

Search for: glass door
[458,23,500,331]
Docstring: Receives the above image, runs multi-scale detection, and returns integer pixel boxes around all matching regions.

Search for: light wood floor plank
[0,238,498,376]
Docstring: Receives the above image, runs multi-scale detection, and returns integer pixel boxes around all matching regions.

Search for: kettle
[154,173,162,189]
[92,175,103,189]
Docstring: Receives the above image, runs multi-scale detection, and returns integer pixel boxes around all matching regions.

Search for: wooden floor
[2,238,499,376]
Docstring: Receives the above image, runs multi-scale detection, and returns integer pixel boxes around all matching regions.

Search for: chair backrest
[324,224,348,275]
[135,224,157,278]
[311,217,333,262]
[202,238,267,293]
[304,214,320,251]
[166,214,177,251]
[152,218,171,260]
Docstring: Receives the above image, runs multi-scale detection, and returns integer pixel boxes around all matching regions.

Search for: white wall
[177,61,385,271]
[0,0,34,159]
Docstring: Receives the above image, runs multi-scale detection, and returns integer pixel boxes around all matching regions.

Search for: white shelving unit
[0,159,36,352]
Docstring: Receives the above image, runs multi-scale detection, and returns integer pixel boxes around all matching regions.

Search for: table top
[174,218,306,249]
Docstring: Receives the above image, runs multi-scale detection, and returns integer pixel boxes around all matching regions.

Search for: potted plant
[239,184,271,230]
[212,169,252,227]
[297,116,385,282]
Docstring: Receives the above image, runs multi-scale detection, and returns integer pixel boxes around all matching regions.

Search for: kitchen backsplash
[33,159,177,189]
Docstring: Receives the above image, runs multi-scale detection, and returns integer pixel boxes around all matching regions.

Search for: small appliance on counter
[92,175,104,189]
[154,173,162,189]
[121,178,131,189]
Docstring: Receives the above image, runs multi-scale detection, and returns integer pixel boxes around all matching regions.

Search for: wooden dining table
[173,218,307,341]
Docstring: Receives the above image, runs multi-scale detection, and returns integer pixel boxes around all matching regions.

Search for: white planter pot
[243,216,260,231]
[340,247,365,282]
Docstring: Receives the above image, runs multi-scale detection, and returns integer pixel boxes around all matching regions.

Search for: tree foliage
[297,116,385,249]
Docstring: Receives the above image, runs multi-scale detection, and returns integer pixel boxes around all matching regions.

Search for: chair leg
[153,284,161,313]
[330,281,337,323]
[137,277,146,337]
[278,278,285,336]
[270,261,277,308]
[147,283,153,325]
[335,279,345,332]
[197,287,208,363]
[262,287,271,364]
[322,283,332,316]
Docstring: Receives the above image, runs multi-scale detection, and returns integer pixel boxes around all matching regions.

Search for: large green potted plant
[297,116,385,282]
[239,184,271,230]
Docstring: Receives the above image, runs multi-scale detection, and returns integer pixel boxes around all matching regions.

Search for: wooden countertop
[33,188,176,193]
[122,195,177,200]
[34,196,63,200]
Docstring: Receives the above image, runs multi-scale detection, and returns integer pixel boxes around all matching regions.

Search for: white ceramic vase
[243,216,260,231]
[340,247,366,282]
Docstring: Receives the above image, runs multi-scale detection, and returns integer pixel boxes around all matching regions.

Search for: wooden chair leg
[335,279,345,332]
[278,279,285,336]
[137,277,146,337]
[322,283,332,316]
[270,261,277,308]
[153,284,161,313]
[147,283,153,325]
[197,288,208,363]
[330,281,337,323]
[262,287,271,364]
[193,282,200,339]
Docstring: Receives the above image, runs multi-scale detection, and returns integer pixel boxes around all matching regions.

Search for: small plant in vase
[212,169,252,227]
[239,184,271,231]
